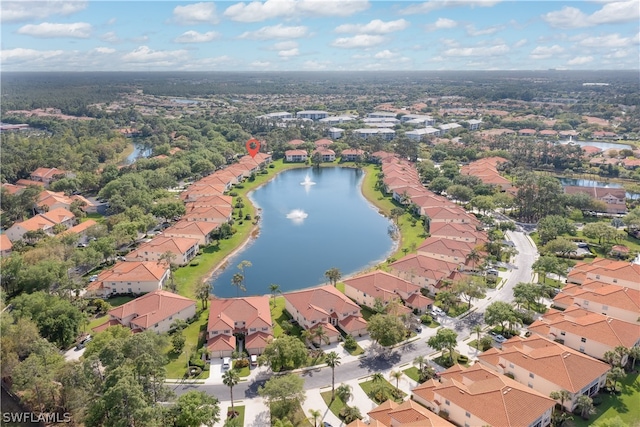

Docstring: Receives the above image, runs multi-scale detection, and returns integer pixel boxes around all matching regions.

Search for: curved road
[171,231,537,399]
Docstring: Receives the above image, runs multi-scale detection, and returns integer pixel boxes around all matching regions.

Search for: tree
[472,325,483,350]
[195,281,210,309]
[532,255,562,284]
[484,301,516,333]
[583,222,619,245]
[335,383,352,404]
[453,277,486,310]
[159,251,177,292]
[325,351,341,401]
[258,373,306,420]
[262,335,308,372]
[324,267,342,287]
[428,328,458,365]
[308,409,321,427]
[389,370,403,391]
[429,177,452,195]
[340,406,362,423]
[269,283,281,305]
[628,345,640,369]
[541,238,577,258]
[537,215,576,245]
[172,391,220,427]
[435,290,457,313]
[390,207,405,226]
[413,355,427,372]
[237,260,252,293]
[550,389,572,411]
[231,273,245,297]
[367,313,406,347]
[171,334,186,354]
[607,367,625,393]
[574,394,595,419]
[513,282,544,311]
[446,184,474,205]
[308,325,330,347]
[222,369,240,414]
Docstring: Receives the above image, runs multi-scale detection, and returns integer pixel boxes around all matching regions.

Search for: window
[250,328,256,332]
[583,300,589,306]
[509,363,514,368]
[529,372,534,378]
[465,412,471,418]
[613,279,617,283]
[579,346,585,353]
[581,337,586,343]
[445,400,450,406]
[528,383,533,388]
[224,330,230,333]
[560,331,565,336]
[169,316,173,320]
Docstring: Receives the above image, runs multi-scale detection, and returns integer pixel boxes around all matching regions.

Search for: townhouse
[0,234,13,257]
[296,110,329,120]
[93,290,196,334]
[354,128,396,140]
[284,285,368,342]
[313,148,336,162]
[207,296,273,358]
[528,305,640,364]
[564,186,627,214]
[86,260,170,298]
[182,206,233,224]
[29,167,72,187]
[477,335,610,412]
[162,220,220,246]
[567,258,640,290]
[285,149,308,163]
[428,222,488,245]
[416,237,481,266]
[364,399,455,427]
[5,207,76,241]
[553,280,640,323]
[184,194,232,211]
[126,235,200,266]
[389,254,460,294]
[341,148,365,162]
[412,363,556,427]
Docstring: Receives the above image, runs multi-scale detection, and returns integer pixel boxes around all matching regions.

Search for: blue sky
[1,1,638,71]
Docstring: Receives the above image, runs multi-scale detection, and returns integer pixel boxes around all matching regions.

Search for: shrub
[420,314,432,325]
[457,355,469,364]
[234,358,249,369]
[189,356,205,369]
[229,191,238,196]
[343,334,358,351]
[268,164,275,168]
[245,214,252,220]
[190,260,200,266]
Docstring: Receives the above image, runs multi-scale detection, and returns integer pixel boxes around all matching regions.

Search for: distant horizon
[2,1,638,72]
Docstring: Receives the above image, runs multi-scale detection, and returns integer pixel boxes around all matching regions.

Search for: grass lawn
[271,403,313,427]
[106,295,135,307]
[360,378,406,404]
[433,351,470,368]
[236,366,250,378]
[271,296,303,338]
[344,343,364,356]
[403,366,420,382]
[321,390,348,420]
[165,308,209,379]
[567,372,639,427]
[223,405,245,426]
[359,305,377,321]
[84,315,108,333]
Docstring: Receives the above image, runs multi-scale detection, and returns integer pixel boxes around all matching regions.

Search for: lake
[558,178,639,199]
[125,143,152,164]
[559,139,632,151]
[209,167,395,298]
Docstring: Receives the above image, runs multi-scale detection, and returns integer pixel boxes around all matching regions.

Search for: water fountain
[286,209,308,224]
[300,173,316,187]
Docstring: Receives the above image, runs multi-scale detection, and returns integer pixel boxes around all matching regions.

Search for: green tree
[532,255,562,284]
[446,184,474,205]
[484,301,516,332]
[261,335,308,372]
[389,370,403,391]
[513,282,544,311]
[222,369,240,414]
[325,351,341,401]
[583,222,619,245]
[231,272,245,297]
[452,277,486,310]
[171,333,186,354]
[628,345,640,369]
[541,238,577,258]
[550,389,572,411]
[335,383,352,404]
[427,328,458,365]
[607,367,625,393]
[324,267,342,287]
[435,290,457,313]
[258,373,306,421]
[172,391,220,427]
[574,394,595,419]
[340,405,363,423]
[269,283,281,305]
[308,409,321,427]
[367,313,406,347]
[196,281,211,309]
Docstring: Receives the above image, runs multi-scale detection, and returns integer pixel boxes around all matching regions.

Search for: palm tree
[325,351,341,401]
[195,281,211,309]
[603,350,621,368]
[413,355,426,372]
[371,372,384,384]
[614,346,629,367]
[237,260,252,292]
[159,251,177,292]
[268,283,281,306]
[389,370,403,392]
[629,345,640,370]
[607,367,625,393]
[472,325,483,351]
[324,267,342,287]
[465,248,482,267]
[222,369,240,414]
[550,389,572,411]
[574,395,595,419]
[335,383,352,404]
[307,409,321,427]
[311,325,330,347]
[341,406,362,423]
[231,273,245,297]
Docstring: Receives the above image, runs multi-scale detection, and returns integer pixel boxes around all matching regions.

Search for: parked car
[430,306,445,317]
[222,357,231,369]
[493,334,507,344]
[76,335,92,350]
[89,275,98,282]
[414,325,423,333]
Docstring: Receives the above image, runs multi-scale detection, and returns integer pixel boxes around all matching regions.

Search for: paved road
[171,231,537,399]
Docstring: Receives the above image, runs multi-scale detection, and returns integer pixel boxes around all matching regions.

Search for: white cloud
[121,46,189,65]
[542,1,639,28]
[400,0,501,15]
[331,34,385,48]
[1,48,65,63]
[514,39,527,48]
[250,60,271,68]
[279,48,299,58]
[529,45,565,59]
[273,41,298,50]
[577,33,636,48]
[174,31,220,43]
[426,18,458,31]
[239,24,308,40]
[101,31,120,43]
[443,43,509,57]
[92,47,116,54]
[335,19,409,34]
[567,55,594,65]
[466,24,503,36]
[302,60,330,70]
[172,2,218,25]
[1,1,87,23]
[373,49,399,59]
[224,0,369,23]
[17,22,91,38]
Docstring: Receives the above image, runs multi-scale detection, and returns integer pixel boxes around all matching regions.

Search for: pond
[559,139,632,151]
[209,167,395,298]
[557,178,639,199]
[125,143,152,165]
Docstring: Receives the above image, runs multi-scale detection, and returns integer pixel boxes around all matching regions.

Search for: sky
[1,0,639,72]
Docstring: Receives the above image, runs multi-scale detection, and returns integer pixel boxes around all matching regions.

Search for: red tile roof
[284,285,361,323]
[108,290,195,330]
[208,296,272,333]
[343,270,421,302]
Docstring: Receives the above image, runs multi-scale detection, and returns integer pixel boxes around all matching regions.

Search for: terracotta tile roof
[314,138,333,147]
[417,237,478,259]
[199,175,232,187]
[368,399,399,426]
[412,378,440,405]
[422,363,555,427]
[423,206,479,224]
[478,335,611,393]
[338,315,368,334]
[97,260,170,283]
[389,254,459,282]
[572,282,640,312]
[411,193,456,209]
[31,167,67,180]
[12,214,56,232]
[109,290,195,330]
[311,322,341,338]
[183,205,232,221]
[429,222,487,242]
[37,190,72,208]
[92,319,123,333]
[343,270,421,302]
[288,139,305,147]
[1,183,23,195]
[63,219,97,235]
[285,149,308,156]
[207,296,272,332]
[163,220,219,237]
[184,195,232,209]
[181,183,227,200]
[284,285,361,323]
[406,292,434,309]
[207,334,236,352]
[41,207,75,224]
[0,234,13,252]
[128,235,199,258]
[388,399,455,427]
[342,148,365,156]
[245,331,272,350]
[532,305,640,348]
[16,179,44,188]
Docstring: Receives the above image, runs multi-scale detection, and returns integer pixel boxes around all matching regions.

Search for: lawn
[164,308,209,379]
[321,390,348,420]
[567,372,639,427]
[403,366,421,382]
[223,405,244,426]
[271,296,303,338]
[359,378,406,404]
[344,342,364,356]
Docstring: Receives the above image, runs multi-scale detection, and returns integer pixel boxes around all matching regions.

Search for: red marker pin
[246,138,260,158]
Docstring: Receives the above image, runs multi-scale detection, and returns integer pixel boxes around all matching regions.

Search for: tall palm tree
[222,369,240,414]
[575,395,595,419]
[311,325,330,347]
[324,267,342,287]
[335,383,352,404]
[307,409,321,427]
[231,273,245,297]
[389,370,403,392]
[472,325,483,351]
[629,346,640,369]
[237,260,252,292]
[371,372,384,384]
[465,248,481,267]
[325,351,341,401]
[413,355,426,372]
[550,389,572,411]
[268,283,281,306]
[607,367,625,393]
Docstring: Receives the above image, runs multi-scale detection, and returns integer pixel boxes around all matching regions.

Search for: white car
[430,306,445,317]
[493,334,507,344]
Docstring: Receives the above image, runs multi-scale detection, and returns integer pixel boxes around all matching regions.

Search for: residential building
[181,183,228,201]
[5,208,76,242]
[369,111,397,119]
[328,127,345,139]
[519,129,537,136]
[29,167,72,186]
[184,195,232,210]
[553,280,640,323]
[207,296,273,358]
[423,206,479,225]
[182,206,233,224]
[341,149,365,162]
[438,123,462,133]
[60,219,97,245]
[412,363,556,427]
[566,258,640,290]
[312,148,336,162]
[477,335,610,411]
[343,270,432,312]
[285,149,308,162]
[428,222,487,244]
[86,261,170,298]
[162,220,219,246]
[528,305,640,364]
[284,285,368,340]
[405,127,440,141]
[256,111,292,120]
[416,237,480,265]
[400,114,435,126]
[296,110,329,120]
[389,254,459,294]
[319,115,356,125]
[365,399,456,427]
[0,234,13,257]
[564,186,627,214]
[126,236,199,266]
[467,119,482,130]
[93,290,196,334]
